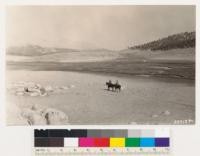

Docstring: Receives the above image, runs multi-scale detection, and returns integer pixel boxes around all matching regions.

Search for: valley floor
[6,70,195,125]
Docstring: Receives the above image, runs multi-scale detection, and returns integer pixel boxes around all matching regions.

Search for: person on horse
[115,80,119,85]
[115,80,121,92]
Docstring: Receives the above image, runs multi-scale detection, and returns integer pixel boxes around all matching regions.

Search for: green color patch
[125,138,140,147]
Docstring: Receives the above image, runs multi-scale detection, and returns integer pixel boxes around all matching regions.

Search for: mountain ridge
[129,31,195,51]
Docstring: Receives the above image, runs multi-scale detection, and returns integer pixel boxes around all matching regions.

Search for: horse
[106,82,121,92]
[114,84,121,92]
[106,82,115,91]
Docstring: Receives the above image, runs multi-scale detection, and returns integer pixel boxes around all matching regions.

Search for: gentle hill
[6,45,118,63]
[129,31,195,51]
[7,45,79,56]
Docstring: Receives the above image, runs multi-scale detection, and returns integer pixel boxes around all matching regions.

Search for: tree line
[129,31,195,51]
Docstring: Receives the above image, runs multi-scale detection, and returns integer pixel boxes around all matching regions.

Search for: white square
[155,129,170,137]
[64,138,79,147]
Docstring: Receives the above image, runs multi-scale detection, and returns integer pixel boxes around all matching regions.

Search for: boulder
[29,92,40,97]
[45,85,54,92]
[21,108,47,125]
[40,87,47,96]
[41,108,69,125]
[8,81,71,97]
[60,86,69,90]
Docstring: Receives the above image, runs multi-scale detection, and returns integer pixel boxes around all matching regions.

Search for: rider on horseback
[115,80,119,85]
[115,80,121,92]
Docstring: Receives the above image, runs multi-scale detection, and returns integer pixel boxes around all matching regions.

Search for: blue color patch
[140,138,155,147]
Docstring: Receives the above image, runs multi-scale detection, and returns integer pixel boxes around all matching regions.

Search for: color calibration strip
[34,129,170,155]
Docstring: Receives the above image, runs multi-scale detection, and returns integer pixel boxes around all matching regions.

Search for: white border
[0,1,199,155]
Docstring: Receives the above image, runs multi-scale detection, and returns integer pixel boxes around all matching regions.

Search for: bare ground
[6,70,195,125]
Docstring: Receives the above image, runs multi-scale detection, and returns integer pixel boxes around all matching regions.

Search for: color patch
[155,138,169,147]
[35,130,49,137]
[125,138,140,147]
[68,129,87,137]
[79,138,94,147]
[49,129,66,137]
[155,129,170,137]
[87,130,102,137]
[140,138,155,147]
[101,130,115,137]
[110,138,125,147]
[64,138,79,147]
[35,138,49,147]
[48,137,64,147]
[128,130,141,137]
[113,130,128,137]
[34,129,170,149]
[141,130,155,137]
[94,138,110,147]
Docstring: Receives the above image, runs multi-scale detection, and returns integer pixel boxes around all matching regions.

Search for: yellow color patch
[110,138,125,147]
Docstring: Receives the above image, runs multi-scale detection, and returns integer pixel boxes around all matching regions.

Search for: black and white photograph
[6,5,195,125]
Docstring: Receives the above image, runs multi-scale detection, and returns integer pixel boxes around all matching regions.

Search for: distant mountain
[129,31,195,51]
[81,48,114,52]
[7,45,79,56]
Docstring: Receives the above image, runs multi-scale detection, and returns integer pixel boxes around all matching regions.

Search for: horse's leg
[118,87,120,92]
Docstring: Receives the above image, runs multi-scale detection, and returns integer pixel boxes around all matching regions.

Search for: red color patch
[94,138,109,147]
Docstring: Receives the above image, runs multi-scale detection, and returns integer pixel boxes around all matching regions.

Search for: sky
[6,5,195,50]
